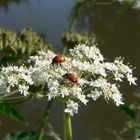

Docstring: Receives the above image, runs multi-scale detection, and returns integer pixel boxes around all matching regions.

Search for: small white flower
[77,94,88,105]
[20,73,33,85]
[71,86,82,96]
[31,69,49,85]
[7,75,18,87]
[127,73,137,85]
[47,90,59,101]
[89,78,107,88]
[71,60,90,71]
[60,87,70,98]
[18,85,29,96]
[112,93,124,106]
[88,90,102,101]
[78,78,89,86]
[48,79,59,90]
[114,72,124,82]
[114,58,132,74]
[104,62,118,71]
[65,100,79,116]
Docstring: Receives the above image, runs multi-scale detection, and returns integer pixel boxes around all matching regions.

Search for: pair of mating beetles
[52,55,78,83]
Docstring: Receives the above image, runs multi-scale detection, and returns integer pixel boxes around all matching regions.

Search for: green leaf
[0,103,27,124]
[119,105,135,120]
[46,130,61,140]
[136,127,140,139]
[3,131,38,140]
[3,130,61,140]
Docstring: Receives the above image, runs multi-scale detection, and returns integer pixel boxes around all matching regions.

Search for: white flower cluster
[0,66,33,96]
[0,44,137,116]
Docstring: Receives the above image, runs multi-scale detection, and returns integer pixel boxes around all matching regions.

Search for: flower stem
[38,100,53,140]
[63,103,73,140]
[0,90,18,100]
[38,127,45,140]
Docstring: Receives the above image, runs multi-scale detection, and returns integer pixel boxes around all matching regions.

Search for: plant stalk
[38,100,53,140]
[64,102,73,140]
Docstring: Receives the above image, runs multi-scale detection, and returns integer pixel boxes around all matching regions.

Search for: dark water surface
[0,0,140,140]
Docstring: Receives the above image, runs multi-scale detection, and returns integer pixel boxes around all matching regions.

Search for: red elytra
[52,55,65,64]
[66,73,78,83]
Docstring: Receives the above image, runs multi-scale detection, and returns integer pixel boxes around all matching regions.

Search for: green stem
[38,127,45,140]
[1,95,32,104]
[64,102,73,140]
[0,90,18,100]
[38,100,53,140]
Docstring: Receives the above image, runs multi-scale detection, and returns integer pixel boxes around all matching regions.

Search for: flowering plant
[0,44,137,140]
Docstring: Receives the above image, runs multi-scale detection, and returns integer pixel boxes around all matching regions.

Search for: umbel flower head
[0,44,137,116]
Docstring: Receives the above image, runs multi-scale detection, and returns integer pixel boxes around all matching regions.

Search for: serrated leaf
[0,103,27,124]
[119,105,135,120]
[3,131,38,140]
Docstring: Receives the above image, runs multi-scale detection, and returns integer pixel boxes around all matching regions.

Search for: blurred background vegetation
[0,0,140,140]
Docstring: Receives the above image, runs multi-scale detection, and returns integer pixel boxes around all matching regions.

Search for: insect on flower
[63,73,78,83]
[52,54,65,65]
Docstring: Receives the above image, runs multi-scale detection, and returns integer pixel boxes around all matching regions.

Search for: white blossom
[112,92,124,106]
[77,94,88,105]
[7,75,18,87]
[18,85,29,96]
[60,86,70,98]
[65,100,79,116]
[87,90,102,101]
[127,73,137,85]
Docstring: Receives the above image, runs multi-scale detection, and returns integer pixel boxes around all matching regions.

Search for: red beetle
[64,73,78,83]
[52,55,65,65]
